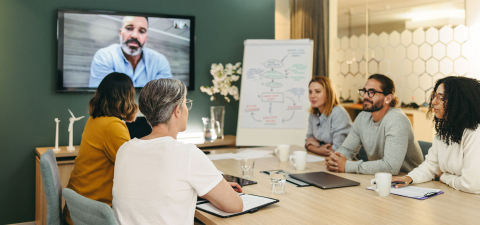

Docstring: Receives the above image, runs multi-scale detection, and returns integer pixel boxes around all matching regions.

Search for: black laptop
[289,172,360,189]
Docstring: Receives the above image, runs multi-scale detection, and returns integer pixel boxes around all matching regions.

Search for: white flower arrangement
[200,62,242,105]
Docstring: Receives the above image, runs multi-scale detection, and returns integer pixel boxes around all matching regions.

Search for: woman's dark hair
[368,74,399,107]
[428,76,480,145]
[89,72,138,121]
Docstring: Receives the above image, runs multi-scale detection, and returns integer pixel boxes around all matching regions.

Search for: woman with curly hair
[392,76,480,194]
[64,72,138,224]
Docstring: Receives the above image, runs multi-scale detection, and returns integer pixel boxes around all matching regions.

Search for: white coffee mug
[370,173,392,197]
[289,151,307,170]
[275,145,290,162]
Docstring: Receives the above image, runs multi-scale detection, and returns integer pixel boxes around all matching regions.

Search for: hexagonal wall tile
[346,49,354,61]
[355,48,364,61]
[350,35,358,49]
[439,26,454,44]
[439,58,454,75]
[462,41,478,59]
[334,62,341,75]
[341,36,349,50]
[402,89,414,103]
[425,89,433,104]
[407,45,419,60]
[394,46,406,60]
[395,75,407,91]
[390,31,400,46]
[469,23,480,42]
[359,61,367,75]
[354,74,366,88]
[374,47,384,60]
[454,57,468,76]
[419,44,432,60]
[401,30,413,46]
[432,73,444,86]
[446,42,461,60]
[341,62,349,75]
[350,61,359,74]
[337,50,345,62]
[359,34,366,48]
[469,58,480,77]
[400,60,413,76]
[345,74,354,90]
[419,74,432,91]
[413,59,425,75]
[407,74,418,90]
[413,28,425,45]
[426,59,439,75]
[379,61,389,74]
[379,32,389,47]
[369,61,378,74]
[454,24,468,43]
[432,43,446,60]
[390,60,401,74]
[369,33,378,48]
[413,88,426,105]
[334,38,340,50]
[384,46,395,60]
[426,27,439,45]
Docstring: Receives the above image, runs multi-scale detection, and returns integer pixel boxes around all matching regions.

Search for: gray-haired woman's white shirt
[306,105,352,150]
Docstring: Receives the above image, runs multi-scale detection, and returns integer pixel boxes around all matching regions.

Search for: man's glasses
[358,88,386,98]
[186,99,193,110]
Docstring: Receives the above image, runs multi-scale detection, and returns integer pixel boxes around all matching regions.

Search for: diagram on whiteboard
[239,45,312,129]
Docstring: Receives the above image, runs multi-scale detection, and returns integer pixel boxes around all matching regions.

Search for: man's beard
[120,36,143,56]
[363,99,384,112]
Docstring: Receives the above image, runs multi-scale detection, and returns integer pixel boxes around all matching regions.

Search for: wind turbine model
[67,109,85,151]
[53,118,61,152]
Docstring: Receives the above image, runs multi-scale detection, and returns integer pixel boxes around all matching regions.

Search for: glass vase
[210,106,225,139]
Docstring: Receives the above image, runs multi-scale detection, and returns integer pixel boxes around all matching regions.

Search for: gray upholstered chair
[418,140,433,159]
[62,188,117,225]
[39,149,65,225]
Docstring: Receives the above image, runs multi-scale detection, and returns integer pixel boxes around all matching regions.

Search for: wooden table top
[195,146,480,225]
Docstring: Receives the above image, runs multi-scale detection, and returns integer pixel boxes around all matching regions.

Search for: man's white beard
[120,36,143,56]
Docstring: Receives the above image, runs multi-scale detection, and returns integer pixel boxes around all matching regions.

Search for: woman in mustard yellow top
[63,72,138,224]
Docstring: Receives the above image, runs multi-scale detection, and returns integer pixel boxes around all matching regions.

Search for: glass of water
[240,158,255,179]
[270,171,287,194]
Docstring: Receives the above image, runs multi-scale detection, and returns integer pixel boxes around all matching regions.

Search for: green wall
[0,0,274,223]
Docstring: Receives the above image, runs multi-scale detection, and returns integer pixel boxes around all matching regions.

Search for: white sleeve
[440,130,480,194]
[407,139,441,184]
[188,147,223,196]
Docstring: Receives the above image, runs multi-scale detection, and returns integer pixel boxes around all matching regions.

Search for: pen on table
[391,181,408,188]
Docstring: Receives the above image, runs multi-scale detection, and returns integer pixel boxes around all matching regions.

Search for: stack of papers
[367,186,443,200]
[207,149,274,161]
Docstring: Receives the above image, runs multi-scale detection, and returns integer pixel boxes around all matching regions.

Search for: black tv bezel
[56,9,195,92]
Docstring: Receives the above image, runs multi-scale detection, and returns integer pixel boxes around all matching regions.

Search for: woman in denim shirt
[305,76,352,156]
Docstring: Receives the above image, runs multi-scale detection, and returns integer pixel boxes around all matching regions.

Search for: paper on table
[207,153,235,161]
[367,186,442,199]
[196,194,277,217]
[288,154,325,162]
[233,149,274,159]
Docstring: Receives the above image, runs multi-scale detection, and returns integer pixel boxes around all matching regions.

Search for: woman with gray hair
[112,79,243,225]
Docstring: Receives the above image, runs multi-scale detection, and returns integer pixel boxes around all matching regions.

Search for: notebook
[289,172,360,189]
[196,193,279,218]
[366,186,444,200]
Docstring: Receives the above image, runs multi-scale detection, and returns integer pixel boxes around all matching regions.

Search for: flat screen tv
[57,9,195,92]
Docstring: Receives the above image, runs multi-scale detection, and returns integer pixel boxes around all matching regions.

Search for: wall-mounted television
[57,9,195,92]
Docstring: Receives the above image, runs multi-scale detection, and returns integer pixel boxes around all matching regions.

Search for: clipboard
[366,186,444,200]
[196,193,279,218]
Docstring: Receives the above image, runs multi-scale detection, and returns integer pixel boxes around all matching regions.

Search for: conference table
[195,146,480,225]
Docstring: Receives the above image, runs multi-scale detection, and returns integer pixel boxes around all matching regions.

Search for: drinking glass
[270,171,287,194]
[240,158,255,179]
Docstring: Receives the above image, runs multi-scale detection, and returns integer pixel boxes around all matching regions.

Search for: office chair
[39,149,65,225]
[62,188,117,225]
[418,140,433,159]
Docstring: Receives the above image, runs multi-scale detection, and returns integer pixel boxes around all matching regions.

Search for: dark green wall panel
[0,0,274,223]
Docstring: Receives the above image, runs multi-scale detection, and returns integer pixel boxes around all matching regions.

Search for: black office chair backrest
[418,141,433,159]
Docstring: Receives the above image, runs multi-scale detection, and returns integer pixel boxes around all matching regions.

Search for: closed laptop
[289,172,360,189]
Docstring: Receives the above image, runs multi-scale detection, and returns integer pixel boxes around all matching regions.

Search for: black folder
[289,172,360,189]
[196,194,279,218]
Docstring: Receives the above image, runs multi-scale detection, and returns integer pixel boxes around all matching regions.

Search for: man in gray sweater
[326,74,424,175]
